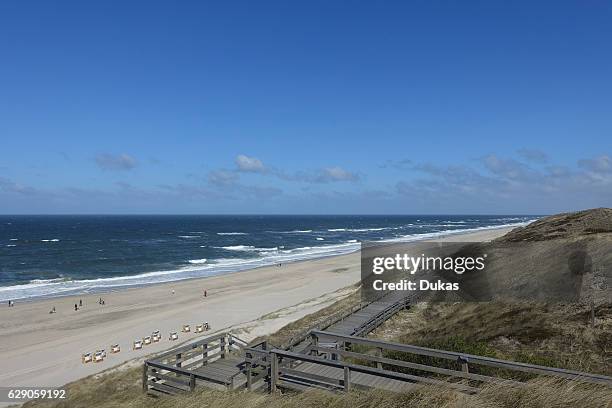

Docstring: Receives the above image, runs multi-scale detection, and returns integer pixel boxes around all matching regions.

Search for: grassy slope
[18,369,612,408]
[371,301,612,376]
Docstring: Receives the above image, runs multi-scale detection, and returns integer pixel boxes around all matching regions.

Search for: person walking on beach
[74,303,78,311]
[79,299,82,307]
[203,289,207,298]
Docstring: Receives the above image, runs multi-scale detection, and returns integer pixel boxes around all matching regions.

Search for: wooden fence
[144,332,247,395]
[241,329,611,394]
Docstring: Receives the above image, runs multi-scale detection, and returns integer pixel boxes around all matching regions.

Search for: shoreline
[0,225,515,393]
[1,222,531,304]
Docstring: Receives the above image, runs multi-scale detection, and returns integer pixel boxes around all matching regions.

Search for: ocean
[0,215,536,301]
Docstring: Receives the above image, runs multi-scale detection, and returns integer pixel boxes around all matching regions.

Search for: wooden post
[142,363,148,392]
[220,337,226,359]
[336,342,344,362]
[189,374,196,392]
[310,333,318,356]
[176,352,182,368]
[270,352,278,393]
[376,347,383,370]
[202,343,208,366]
[458,356,469,373]
[246,361,252,390]
[343,366,351,392]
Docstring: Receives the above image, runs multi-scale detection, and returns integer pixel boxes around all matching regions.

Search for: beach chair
[133,339,143,350]
[111,344,120,353]
[195,324,204,333]
[143,336,152,345]
[182,324,191,333]
[152,330,161,342]
[169,332,179,341]
[81,353,92,363]
[94,350,105,363]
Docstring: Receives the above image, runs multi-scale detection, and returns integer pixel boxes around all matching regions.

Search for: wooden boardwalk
[193,356,246,389]
[144,289,612,397]
[297,361,418,393]
[325,291,407,336]
[144,292,410,395]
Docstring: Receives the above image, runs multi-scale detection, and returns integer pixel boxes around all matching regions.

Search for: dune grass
[21,366,611,408]
[370,301,612,376]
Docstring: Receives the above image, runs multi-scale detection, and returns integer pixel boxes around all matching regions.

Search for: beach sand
[0,226,513,392]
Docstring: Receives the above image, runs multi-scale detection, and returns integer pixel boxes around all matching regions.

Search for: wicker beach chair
[182,324,191,333]
[152,330,161,342]
[195,324,204,333]
[81,353,92,363]
[111,344,120,353]
[93,350,105,363]
[169,332,178,341]
[133,339,143,350]
[143,336,152,345]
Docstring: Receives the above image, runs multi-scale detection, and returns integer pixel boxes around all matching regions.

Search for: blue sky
[0,1,610,214]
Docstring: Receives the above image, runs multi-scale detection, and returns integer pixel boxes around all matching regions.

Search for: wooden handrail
[310,345,525,387]
[283,290,395,350]
[268,348,479,394]
[310,331,612,385]
[150,332,227,361]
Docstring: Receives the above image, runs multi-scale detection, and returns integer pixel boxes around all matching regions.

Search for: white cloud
[579,155,611,174]
[235,154,266,173]
[0,177,39,195]
[95,153,137,171]
[316,166,359,182]
[208,170,239,186]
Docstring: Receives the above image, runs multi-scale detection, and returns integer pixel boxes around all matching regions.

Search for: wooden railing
[284,291,406,350]
[143,332,246,395]
[241,327,611,394]
[351,295,409,336]
[267,348,479,394]
[243,341,272,390]
[283,301,368,350]
[307,331,612,386]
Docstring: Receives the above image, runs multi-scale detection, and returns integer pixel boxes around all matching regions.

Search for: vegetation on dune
[20,367,612,408]
[250,285,362,348]
[370,301,612,376]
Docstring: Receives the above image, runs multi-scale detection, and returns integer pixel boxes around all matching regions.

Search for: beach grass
[19,366,611,408]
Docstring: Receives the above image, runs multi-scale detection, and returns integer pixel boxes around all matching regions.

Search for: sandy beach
[0,226,514,392]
